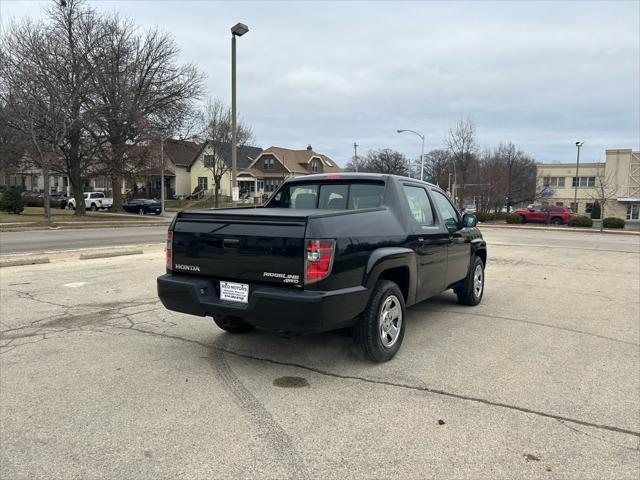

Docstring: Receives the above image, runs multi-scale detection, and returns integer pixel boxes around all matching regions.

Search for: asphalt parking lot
[1,228,638,479]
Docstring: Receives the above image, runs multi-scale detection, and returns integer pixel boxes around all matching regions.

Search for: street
[0,225,168,254]
[1,228,639,479]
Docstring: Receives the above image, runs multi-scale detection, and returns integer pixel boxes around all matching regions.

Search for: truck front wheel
[213,315,255,334]
[455,256,485,306]
[354,280,406,362]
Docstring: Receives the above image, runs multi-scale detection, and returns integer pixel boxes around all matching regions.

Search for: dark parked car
[49,193,68,209]
[123,198,162,215]
[158,173,487,362]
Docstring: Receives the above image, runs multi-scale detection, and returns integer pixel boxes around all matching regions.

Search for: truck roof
[288,172,438,187]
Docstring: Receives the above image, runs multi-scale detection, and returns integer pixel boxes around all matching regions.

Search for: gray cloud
[3,0,638,165]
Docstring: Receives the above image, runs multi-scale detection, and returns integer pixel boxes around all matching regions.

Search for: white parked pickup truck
[67,192,113,211]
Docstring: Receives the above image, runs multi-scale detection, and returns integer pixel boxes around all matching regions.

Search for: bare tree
[490,141,536,211]
[419,149,452,188]
[445,118,477,202]
[356,149,409,176]
[86,13,204,210]
[200,98,254,207]
[589,165,618,231]
[1,0,103,216]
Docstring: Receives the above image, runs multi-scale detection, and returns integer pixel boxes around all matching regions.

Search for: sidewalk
[480,223,640,235]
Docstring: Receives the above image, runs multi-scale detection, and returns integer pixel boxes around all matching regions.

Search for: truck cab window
[432,190,460,228]
[271,182,385,210]
[318,184,348,209]
[402,185,434,225]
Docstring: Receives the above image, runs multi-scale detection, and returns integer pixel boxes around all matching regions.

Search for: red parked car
[513,205,573,225]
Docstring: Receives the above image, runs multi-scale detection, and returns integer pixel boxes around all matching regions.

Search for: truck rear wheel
[455,256,485,306]
[213,316,255,334]
[354,280,405,362]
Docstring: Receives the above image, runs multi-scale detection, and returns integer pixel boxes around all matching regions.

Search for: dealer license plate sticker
[220,281,249,303]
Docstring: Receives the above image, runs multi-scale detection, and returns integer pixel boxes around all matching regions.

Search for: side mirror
[462,213,477,228]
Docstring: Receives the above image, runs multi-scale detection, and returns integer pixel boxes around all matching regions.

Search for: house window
[572,176,596,187]
[203,155,214,168]
[555,202,564,206]
[263,157,274,170]
[257,180,264,192]
[197,177,208,191]
[585,203,594,214]
[543,176,565,187]
[94,176,112,189]
[310,159,320,174]
[570,202,578,213]
[627,203,639,220]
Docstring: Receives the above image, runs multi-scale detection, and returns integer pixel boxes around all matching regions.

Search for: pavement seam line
[112,325,640,440]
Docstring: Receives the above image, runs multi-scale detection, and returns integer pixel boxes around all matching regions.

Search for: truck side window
[402,186,434,225]
[432,190,460,228]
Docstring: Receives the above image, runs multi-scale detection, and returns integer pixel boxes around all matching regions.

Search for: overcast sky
[2,0,639,166]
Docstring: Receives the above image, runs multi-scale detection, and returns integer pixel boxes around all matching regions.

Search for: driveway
[1,228,638,479]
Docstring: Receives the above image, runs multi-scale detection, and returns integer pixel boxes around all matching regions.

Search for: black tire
[519,215,526,224]
[455,256,485,306]
[138,208,145,215]
[550,217,563,225]
[213,316,255,334]
[154,210,161,215]
[354,280,406,362]
[90,203,97,211]
[69,203,75,210]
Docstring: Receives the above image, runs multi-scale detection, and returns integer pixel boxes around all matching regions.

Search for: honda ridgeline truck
[157,173,487,362]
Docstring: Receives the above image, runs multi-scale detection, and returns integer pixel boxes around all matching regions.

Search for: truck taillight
[166,231,173,270]
[305,239,335,284]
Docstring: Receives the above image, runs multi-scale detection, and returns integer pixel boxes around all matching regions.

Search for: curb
[0,244,164,268]
[79,249,144,260]
[479,224,640,235]
[0,257,50,268]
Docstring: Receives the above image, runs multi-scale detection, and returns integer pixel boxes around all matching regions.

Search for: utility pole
[353,142,359,172]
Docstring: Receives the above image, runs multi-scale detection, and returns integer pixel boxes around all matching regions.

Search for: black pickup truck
[158,173,486,362]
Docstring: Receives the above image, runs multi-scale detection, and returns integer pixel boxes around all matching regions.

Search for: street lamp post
[573,141,584,213]
[231,22,249,201]
[397,129,425,180]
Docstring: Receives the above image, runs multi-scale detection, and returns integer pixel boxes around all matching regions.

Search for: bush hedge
[602,217,625,229]
[474,211,509,222]
[0,187,24,214]
[568,215,593,228]
[505,213,521,224]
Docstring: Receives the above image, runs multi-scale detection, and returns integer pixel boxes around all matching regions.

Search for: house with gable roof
[237,144,341,196]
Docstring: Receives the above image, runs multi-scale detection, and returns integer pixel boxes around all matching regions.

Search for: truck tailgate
[171,210,307,288]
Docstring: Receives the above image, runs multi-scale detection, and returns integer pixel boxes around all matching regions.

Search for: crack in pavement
[105,323,640,442]
[409,307,639,347]
[554,419,640,453]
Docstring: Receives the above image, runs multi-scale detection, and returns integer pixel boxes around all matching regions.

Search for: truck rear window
[268,182,385,209]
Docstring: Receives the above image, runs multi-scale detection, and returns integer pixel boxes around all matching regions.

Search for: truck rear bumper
[157,274,369,334]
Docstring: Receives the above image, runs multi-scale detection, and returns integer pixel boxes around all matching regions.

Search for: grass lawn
[0,207,164,226]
